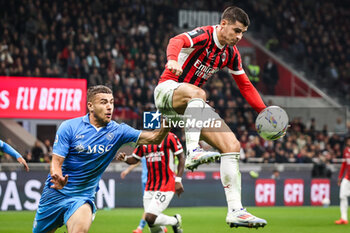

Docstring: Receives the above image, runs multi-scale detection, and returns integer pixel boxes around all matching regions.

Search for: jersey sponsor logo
[75,135,84,139]
[87,144,113,154]
[145,151,165,162]
[193,59,219,80]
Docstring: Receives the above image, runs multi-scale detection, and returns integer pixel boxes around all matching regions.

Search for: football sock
[139,219,147,229]
[340,197,348,220]
[184,98,206,153]
[220,152,243,211]
[154,214,178,226]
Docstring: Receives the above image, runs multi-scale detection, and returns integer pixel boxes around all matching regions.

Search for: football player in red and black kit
[153,6,267,228]
[335,138,350,225]
[118,132,185,233]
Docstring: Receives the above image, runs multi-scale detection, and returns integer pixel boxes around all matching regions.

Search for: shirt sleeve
[0,139,22,159]
[52,121,72,158]
[167,26,209,61]
[121,123,142,145]
[132,146,144,160]
[169,134,183,155]
[227,47,266,113]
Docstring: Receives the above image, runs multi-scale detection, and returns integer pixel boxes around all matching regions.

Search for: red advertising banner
[0,76,87,119]
[255,179,276,206]
[310,179,330,206]
[186,171,206,180]
[284,179,304,206]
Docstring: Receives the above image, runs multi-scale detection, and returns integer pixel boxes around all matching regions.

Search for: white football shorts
[143,191,175,216]
[339,178,350,198]
[154,80,184,120]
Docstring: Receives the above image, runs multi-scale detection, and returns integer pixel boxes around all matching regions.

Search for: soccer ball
[255,106,289,140]
[322,197,330,207]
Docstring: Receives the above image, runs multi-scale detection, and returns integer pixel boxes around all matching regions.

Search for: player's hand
[116,152,126,162]
[120,170,129,179]
[338,178,342,186]
[17,157,29,172]
[175,182,184,197]
[50,174,68,189]
[166,60,183,76]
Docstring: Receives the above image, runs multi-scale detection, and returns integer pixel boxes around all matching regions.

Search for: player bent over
[154,6,267,228]
[117,132,185,233]
[32,85,171,233]
[335,138,350,225]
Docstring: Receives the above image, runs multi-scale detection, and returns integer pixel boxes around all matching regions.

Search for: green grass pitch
[0,206,348,233]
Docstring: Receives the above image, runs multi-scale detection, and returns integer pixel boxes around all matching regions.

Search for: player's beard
[93,112,110,127]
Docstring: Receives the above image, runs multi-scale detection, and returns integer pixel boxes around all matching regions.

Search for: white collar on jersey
[213,25,225,49]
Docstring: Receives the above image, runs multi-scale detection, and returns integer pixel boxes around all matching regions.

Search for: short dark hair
[87,85,113,102]
[221,6,250,27]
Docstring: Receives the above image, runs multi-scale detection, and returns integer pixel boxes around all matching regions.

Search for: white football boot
[172,214,183,233]
[185,147,221,171]
[226,208,267,228]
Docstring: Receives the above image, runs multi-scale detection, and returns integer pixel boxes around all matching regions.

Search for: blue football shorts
[32,185,96,233]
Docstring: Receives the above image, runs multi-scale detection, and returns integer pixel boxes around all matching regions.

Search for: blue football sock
[139,219,147,229]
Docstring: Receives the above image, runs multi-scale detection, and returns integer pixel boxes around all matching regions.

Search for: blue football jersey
[49,114,141,197]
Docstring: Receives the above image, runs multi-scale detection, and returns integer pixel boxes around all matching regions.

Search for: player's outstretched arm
[1,140,29,172]
[116,152,139,165]
[50,154,68,189]
[175,151,185,197]
[120,161,141,179]
[232,73,266,113]
[137,122,171,145]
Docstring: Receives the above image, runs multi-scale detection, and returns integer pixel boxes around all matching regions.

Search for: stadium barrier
[0,163,340,211]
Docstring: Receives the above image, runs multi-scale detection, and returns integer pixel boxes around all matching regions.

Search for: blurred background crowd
[0,0,349,169]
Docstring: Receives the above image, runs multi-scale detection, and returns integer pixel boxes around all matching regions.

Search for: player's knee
[220,137,241,153]
[189,88,206,101]
[145,213,157,225]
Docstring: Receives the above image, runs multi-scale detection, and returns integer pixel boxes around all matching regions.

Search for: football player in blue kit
[32,85,170,233]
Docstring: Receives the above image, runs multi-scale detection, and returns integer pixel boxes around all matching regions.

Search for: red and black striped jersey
[339,146,350,180]
[160,25,266,113]
[132,132,183,191]
[160,25,245,87]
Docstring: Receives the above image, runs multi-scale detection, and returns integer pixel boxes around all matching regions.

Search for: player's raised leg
[172,83,221,170]
[66,203,93,233]
[201,120,267,228]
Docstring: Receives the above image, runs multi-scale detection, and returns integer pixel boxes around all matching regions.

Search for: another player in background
[154,6,267,228]
[335,137,350,225]
[121,157,151,233]
[0,139,29,171]
[117,132,185,233]
[33,85,170,233]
